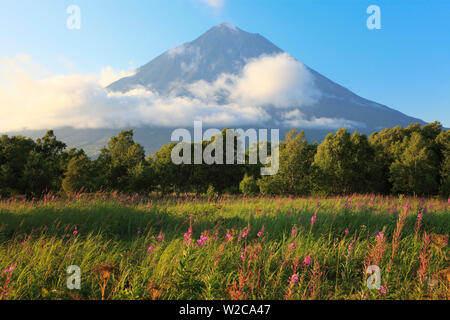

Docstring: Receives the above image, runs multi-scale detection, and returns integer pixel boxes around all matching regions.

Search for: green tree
[35,130,68,191]
[257,129,315,195]
[312,129,375,195]
[153,143,182,195]
[0,135,35,196]
[96,130,150,192]
[239,174,259,196]
[62,155,94,193]
[204,129,245,194]
[389,132,439,195]
[22,151,53,196]
[436,130,450,198]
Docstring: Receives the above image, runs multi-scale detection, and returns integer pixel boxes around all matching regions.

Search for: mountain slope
[108,23,425,132]
[108,23,283,94]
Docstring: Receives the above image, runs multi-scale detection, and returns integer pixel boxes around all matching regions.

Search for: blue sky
[1,0,449,127]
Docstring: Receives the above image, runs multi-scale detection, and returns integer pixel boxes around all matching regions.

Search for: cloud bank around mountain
[0,53,362,132]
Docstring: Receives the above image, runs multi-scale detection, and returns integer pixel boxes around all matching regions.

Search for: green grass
[0,194,448,300]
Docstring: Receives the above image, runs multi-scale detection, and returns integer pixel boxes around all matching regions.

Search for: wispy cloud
[197,0,225,9]
[0,53,361,132]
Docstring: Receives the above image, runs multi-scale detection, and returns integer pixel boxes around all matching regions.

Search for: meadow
[0,193,448,300]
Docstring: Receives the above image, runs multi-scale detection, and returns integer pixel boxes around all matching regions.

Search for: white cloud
[99,66,136,87]
[0,53,361,132]
[231,53,320,108]
[185,53,320,108]
[167,45,186,58]
[0,55,269,131]
[281,109,366,129]
[197,0,225,8]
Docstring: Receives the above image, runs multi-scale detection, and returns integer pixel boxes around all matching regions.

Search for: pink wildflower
[4,264,15,273]
[184,221,193,245]
[240,250,245,261]
[197,234,208,248]
[311,215,317,227]
[288,273,299,284]
[376,231,384,241]
[291,225,297,235]
[345,241,354,259]
[303,256,311,266]
[378,286,387,295]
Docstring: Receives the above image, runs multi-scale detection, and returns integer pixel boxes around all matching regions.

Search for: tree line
[0,121,448,198]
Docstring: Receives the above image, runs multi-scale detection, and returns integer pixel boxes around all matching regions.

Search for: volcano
[107,23,425,132]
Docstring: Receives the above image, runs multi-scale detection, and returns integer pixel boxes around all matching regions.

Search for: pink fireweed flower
[291,225,297,236]
[376,231,384,241]
[225,233,232,241]
[147,245,154,254]
[242,231,249,238]
[289,243,296,250]
[345,241,354,259]
[257,226,265,238]
[4,264,15,273]
[197,234,208,248]
[378,286,387,295]
[184,221,193,245]
[157,233,163,241]
[288,273,299,284]
[303,256,311,266]
[73,226,78,236]
[345,228,349,236]
[311,215,317,227]
[184,232,192,244]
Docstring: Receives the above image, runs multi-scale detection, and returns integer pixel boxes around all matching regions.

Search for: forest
[0,121,448,198]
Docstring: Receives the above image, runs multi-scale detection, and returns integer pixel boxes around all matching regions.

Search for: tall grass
[0,193,448,300]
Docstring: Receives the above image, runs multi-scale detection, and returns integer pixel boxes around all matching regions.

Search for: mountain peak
[108,23,283,93]
[106,23,424,133]
[214,22,238,31]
